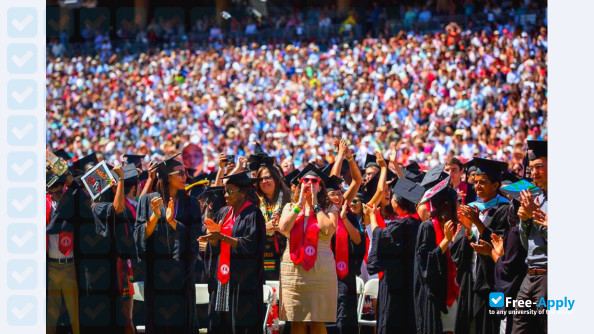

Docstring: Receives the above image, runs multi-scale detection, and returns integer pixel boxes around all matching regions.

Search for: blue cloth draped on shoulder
[468,195,510,212]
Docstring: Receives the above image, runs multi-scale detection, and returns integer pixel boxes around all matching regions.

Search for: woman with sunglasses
[200,171,266,333]
[278,163,339,334]
[254,163,291,281]
[133,155,203,334]
[325,140,365,334]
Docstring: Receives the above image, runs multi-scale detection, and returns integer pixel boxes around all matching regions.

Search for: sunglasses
[259,176,273,182]
[351,199,361,205]
[225,188,238,195]
[301,178,320,184]
[169,170,188,177]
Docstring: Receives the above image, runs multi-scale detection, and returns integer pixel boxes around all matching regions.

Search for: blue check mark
[489,292,505,307]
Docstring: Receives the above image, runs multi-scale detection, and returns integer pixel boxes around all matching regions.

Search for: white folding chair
[263,285,274,332]
[264,280,286,329]
[133,282,146,333]
[356,276,365,295]
[195,284,210,333]
[357,278,379,327]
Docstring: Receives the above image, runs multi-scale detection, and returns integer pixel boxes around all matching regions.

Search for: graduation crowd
[46,136,548,334]
[46,21,547,172]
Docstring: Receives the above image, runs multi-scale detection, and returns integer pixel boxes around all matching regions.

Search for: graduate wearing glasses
[133,154,203,334]
[201,171,266,333]
[278,163,339,334]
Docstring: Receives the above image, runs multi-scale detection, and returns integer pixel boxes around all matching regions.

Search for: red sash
[431,218,460,307]
[334,217,349,280]
[457,181,468,205]
[289,208,320,271]
[46,195,51,253]
[58,231,73,256]
[123,199,137,236]
[217,201,252,284]
[374,210,387,280]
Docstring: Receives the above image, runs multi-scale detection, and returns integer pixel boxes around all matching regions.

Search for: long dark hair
[255,165,291,208]
[155,172,185,204]
[429,188,459,223]
[239,184,260,208]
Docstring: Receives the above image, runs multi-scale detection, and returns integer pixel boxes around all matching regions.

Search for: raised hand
[150,197,164,217]
[338,138,349,156]
[219,152,228,168]
[112,165,124,179]
[375,151,387,168]
[340,201,349,220]
[444,220,457,242]
[204,218,223,233]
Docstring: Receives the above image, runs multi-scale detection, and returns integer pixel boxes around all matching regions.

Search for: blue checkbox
[7,8,37,38]
[7,116,37,146]
[489,292,505,307]
[7,80,37,110]
[7,44,37,74]
[8,224,37,254]
[7,295,37,326]
[8,188,37,218]
[7,152,37,182]
[7,259,37,290]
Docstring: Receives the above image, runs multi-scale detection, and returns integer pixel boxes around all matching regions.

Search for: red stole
[431,218,460,307]
[217,201,252,284]
[457,181,469,205]
[123,198,137,236]
[289,208,320,271]
[46,193,73,256]
[373,210,387,280]
[334,217,349,280]
[46,194,51,252]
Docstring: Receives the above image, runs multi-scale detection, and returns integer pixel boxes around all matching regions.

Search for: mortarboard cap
[151,153,183,177]
[326,175,344,191]
[198,186,225,200]
[421,164,449,188]
[405,161,421,173]
[54,149,72,161]
[364,154,379,169]
[123,164,139,183]
[294,163,330,185]
[138,170,149,182]
[420,176,456,205]
[124,154,146,168]
[392,178,425,205]
[284,169,301,187]
[71,152,98,176]
[527,140,547,161]
[466,158,508,181]
[500,180,542,201]
[223,171,260,186]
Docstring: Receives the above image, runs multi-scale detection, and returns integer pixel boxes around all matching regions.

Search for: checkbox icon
[7,152,37,182]
[8,259,37,290]
[7,80,37,110]
[8,188,37,218]
[489,292,505,307]
[7,44,37,74]
[8,224,37,254]
[7,116,37,146]
[7,8,37,38]
[7,295,37,326]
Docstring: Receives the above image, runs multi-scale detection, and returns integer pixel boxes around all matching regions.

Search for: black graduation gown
[414,220,448,334]
[328,211,366,334]
[205,204,266,334]
[367,216,422,334]
[47,180,117,332]
[494,226,527,318]
[450,202,512,334]
[92,200,138,332]
[133,192,203,334]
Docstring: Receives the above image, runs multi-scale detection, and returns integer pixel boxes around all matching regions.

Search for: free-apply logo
[489,292,505,307]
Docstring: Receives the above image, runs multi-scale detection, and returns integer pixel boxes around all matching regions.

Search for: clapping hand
[204,218,223,233]
[470,239,493,256]
[491,233,504,257]
[533,208,548,228]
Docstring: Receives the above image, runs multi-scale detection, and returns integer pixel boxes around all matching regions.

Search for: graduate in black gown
[366,177,425,334]
[324,140,365,334]
[91,164,139,334]
[414,178,461,334]
[201,171,266,334]
[133,154,203,334]
[451,158,513,334]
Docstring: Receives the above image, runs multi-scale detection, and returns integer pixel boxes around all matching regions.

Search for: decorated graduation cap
[420,176,457,206]
[326,175,345,191]
[420,164,449,188]
[122,164,139,184]
[284,169,301,187]
[466,158,508,181]
[294,163,330,185]
[392,178,426,205]
[54,149,72,161]
[527,140,547,161]
[500,179,542,201]
[123,154,146,168]
[70,152,98,176]
[223,171,260,186]
[47,149,71,188]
